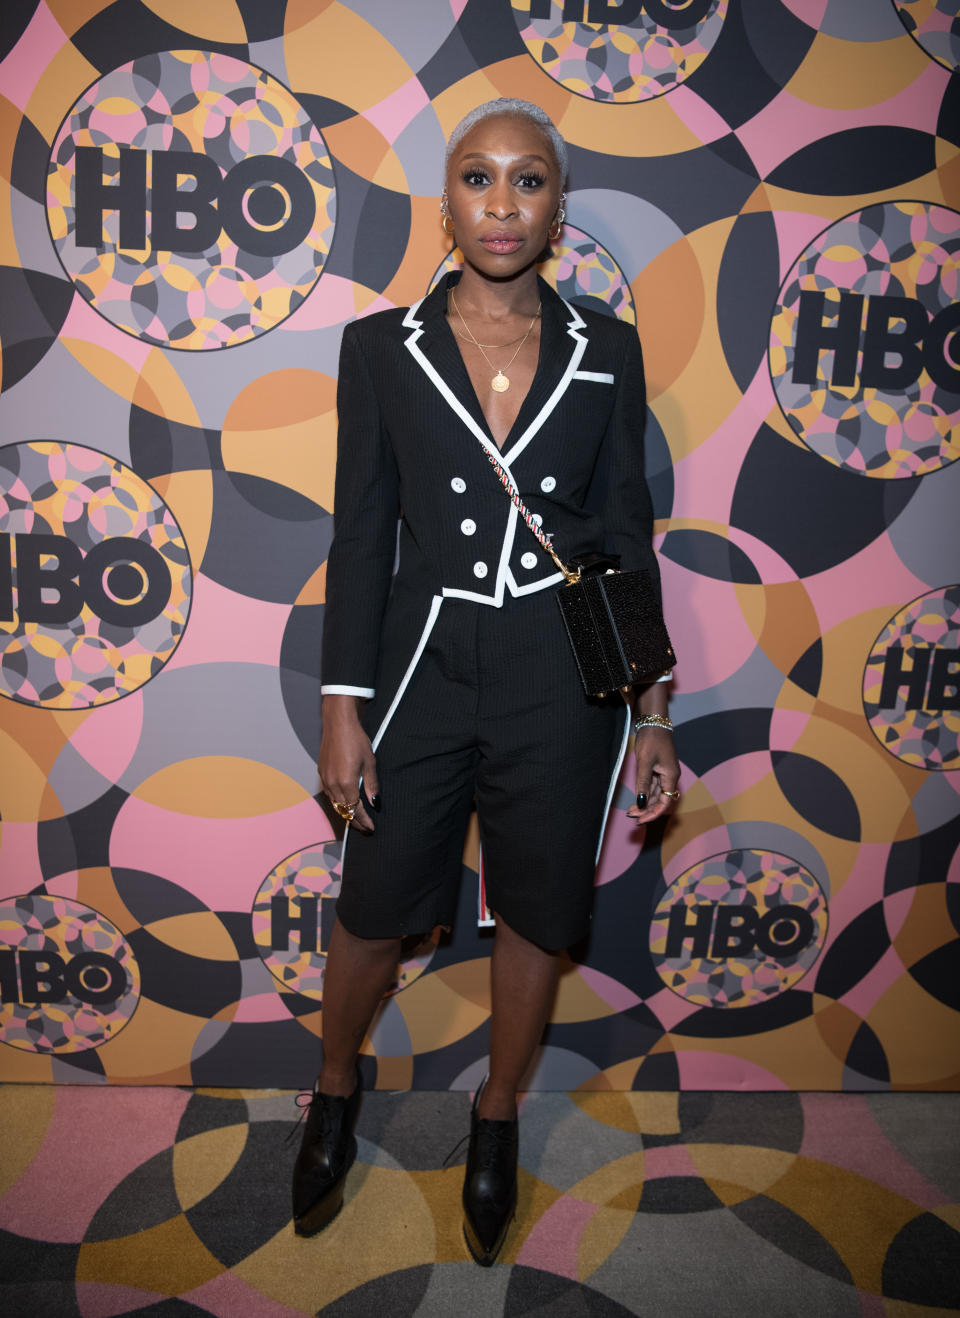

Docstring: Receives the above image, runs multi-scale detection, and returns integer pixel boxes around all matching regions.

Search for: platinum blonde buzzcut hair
[444,98,568,182]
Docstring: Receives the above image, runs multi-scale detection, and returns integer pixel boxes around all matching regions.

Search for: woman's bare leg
[317,917,402,1096]
[479,913,562,1120]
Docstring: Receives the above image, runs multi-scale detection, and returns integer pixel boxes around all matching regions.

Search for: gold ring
[661,789,680,800]
[332,800,357,822]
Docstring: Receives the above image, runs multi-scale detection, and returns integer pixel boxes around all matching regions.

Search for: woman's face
[445,114,562,279]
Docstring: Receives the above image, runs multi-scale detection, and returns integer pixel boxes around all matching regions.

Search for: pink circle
[89,105,147,142]
[65,446,106,472]
[199,106,227,139]
[639,37,674,72]
[203,267,246,311]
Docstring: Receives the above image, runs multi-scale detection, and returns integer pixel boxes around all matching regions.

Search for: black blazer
[321,273,661,712]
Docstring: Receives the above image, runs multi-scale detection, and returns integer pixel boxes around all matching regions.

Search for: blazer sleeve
[586,326,672,682]
[587,328,659,577]
[320,322,400,697]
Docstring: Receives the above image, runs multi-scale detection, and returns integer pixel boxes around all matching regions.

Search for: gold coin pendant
[491,372,510,393]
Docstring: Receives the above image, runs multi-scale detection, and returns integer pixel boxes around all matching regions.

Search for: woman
[293,98,680,1265]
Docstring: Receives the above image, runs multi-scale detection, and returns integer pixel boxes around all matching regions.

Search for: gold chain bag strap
[483,449,676,696]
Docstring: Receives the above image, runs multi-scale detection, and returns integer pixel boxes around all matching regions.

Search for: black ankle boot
[462,1080,518,1266]
[292,1068,362,1237]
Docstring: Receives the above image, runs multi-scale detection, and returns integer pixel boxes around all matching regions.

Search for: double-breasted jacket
[320,272,664,749]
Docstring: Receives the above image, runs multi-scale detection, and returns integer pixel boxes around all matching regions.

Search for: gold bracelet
[633,713,673,732]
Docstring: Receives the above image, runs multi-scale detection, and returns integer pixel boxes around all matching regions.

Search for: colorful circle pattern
[769,201,960,479]
[863,585,960,770]
[252,844,439,1001]
[0,894,140,1053]
[649,851,829,1008]
[0,0,956,1097]
[893,0,960,72]
[510,0,728,102]
[47,50,336,349]
[0,441,191,709]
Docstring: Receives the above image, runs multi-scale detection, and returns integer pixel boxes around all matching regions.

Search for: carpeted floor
[1,1085,958,1317]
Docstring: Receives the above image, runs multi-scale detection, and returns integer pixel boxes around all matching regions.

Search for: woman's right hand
[318,694,379,833]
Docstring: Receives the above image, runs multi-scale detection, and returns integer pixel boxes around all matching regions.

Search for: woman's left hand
[627,727,680,824]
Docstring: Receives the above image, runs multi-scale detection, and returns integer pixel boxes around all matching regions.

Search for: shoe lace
[283,1091,315,1146]
[443,1118,516,1171]
[474,1120,516,1174]
[442,1131,469,1168]
[285,1071,359,1147]
[285,1090,341,1148]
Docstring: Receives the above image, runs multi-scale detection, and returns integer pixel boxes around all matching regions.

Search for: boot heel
[293,1135,356,1236]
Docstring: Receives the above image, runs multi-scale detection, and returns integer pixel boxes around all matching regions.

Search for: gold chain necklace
[450,291,540,393]
[450,324,532,349]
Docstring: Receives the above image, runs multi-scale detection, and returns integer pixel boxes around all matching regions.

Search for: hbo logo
[793,290,960,392]
[74,146,316,256]
[269,894,324,952]
[0,532,171,625]
[0,949,127,1006]
[878,645,960,713]
[527,0,713,22]
[664,902,816,960]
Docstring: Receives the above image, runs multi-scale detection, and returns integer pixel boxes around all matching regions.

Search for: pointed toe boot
[292,1070,362,1237]
[462,1083,518,1266]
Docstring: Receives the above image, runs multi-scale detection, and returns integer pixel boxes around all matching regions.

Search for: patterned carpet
[1,1085,959,1317]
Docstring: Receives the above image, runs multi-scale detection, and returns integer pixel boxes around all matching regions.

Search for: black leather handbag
[484,450,676,696]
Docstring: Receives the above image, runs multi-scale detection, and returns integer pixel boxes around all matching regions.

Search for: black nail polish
[636,792,647,808]
[370,794,382,812]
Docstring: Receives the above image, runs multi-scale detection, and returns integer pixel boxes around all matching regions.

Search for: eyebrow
[458,151,551,167]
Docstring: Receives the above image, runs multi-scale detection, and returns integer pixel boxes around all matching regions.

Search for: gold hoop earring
[441,193,454,236]
[549,193,566,242]
[442,213,454,235]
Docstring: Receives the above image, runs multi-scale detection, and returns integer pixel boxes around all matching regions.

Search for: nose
[486,177,516,220]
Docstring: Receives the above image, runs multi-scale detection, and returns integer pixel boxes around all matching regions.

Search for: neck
[451,265,540,320]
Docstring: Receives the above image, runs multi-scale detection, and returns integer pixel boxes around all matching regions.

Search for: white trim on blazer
[501,299,588,468]
[370,594,444,753]
[595,701,633,863]
[402,296,591,606]
[340,598,444,874]
[573,370,614,383]
[504,565,565,596]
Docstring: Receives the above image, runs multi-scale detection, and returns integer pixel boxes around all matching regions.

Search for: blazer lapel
[499,278,585,464]
[401,272,590,469]
[402,276,498,455]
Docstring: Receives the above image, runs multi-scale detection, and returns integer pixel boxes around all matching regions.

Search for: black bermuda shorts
[336,588,630,951]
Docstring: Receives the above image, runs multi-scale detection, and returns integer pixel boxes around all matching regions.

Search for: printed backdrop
[0,0,958,1090]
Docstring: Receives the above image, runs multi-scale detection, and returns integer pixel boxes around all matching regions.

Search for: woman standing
[293,98,680,1265]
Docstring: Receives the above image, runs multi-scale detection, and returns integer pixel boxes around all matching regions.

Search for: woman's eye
[462,170,489,186]
[516,172,546,188]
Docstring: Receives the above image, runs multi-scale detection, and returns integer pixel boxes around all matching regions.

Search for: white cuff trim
[655,673,673,683]
[321,685,375,698]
